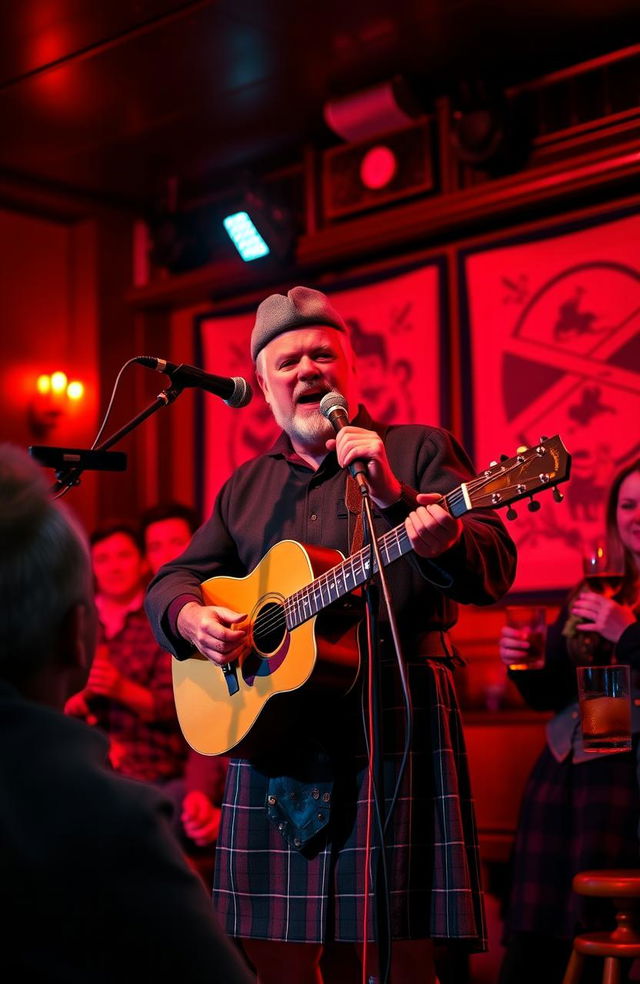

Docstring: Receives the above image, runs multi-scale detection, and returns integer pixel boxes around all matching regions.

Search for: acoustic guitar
[172,435,571,757]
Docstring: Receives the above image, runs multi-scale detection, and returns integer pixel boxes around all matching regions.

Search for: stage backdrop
[460,208,640,593]
[197,263,445,519]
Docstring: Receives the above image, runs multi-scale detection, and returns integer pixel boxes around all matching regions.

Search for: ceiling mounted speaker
[321,120,434,221]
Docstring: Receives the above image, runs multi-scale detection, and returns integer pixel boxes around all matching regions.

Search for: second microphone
[319,391,369,492]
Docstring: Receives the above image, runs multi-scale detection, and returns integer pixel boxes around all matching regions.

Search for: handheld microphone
[135,356,252,408]
[319,391,369,492]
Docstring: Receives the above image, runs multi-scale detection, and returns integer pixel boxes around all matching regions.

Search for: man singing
[145,286,517,983]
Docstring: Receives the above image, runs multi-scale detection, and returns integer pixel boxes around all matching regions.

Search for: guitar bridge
[221,662,239,696]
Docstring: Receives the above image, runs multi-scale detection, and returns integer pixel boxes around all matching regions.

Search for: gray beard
[273,405,333,451]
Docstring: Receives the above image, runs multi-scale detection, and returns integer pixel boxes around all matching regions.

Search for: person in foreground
[0,444,254,983]
[145,286,517,984]
[497,457,640,984]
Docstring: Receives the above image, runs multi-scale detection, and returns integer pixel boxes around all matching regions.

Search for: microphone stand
[359,484,412,984]
[48,382,184,495]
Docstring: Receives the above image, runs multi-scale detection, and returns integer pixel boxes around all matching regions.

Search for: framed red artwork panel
[460,207,640,594]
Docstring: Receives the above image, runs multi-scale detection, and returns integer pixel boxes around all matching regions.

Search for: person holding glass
[497,457,640,984]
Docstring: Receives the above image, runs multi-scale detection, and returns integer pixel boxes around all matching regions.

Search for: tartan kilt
[212,660,486,947]
[504,736,640,940]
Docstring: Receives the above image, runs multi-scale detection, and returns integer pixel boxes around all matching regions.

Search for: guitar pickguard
[242,631,290,685]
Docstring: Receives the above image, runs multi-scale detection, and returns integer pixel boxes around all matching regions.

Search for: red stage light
[359,145,398,190]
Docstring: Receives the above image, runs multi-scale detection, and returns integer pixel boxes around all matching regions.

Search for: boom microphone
[135,356,252,408]
[319,390,369,491]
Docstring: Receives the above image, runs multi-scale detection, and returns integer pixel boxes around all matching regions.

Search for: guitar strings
[253,543,381,638]
[251,456,550,638]
[254,523,412,638]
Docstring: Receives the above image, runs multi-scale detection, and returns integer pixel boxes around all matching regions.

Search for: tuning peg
[539,435,548,442]
[527,497,541,512]
[500,454,509,462]
[506,505,517,521]
[552,487,564,503]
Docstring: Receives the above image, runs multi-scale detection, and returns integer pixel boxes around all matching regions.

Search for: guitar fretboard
[280,433,569,631]
[284,486,468,630]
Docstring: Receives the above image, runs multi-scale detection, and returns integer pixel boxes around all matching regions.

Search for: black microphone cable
[320,392,413,984]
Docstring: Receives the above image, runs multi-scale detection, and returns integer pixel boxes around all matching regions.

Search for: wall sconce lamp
[29,371,85,439]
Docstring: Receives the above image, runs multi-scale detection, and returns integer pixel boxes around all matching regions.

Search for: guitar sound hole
[253,602,286,655]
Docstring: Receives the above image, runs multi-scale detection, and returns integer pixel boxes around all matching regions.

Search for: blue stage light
[222,211,270,261]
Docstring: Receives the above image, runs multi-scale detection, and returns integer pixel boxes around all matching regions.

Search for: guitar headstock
[464,435,571,517]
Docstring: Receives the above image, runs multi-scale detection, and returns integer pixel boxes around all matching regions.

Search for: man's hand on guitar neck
[177,602,248,665]
[405,492,463,559]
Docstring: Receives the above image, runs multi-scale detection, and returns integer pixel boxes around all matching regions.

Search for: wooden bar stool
[562,870,640,984]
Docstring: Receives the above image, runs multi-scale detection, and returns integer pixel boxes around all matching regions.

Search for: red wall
[0,210,100,534]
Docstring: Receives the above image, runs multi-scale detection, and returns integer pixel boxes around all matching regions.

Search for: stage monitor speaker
[321,119,434,221]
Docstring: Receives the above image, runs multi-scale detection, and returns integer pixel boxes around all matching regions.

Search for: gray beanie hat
[251,286,347,362]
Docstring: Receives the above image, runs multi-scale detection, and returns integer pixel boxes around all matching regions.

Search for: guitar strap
[345,474,366,555]
[344,419,392,554]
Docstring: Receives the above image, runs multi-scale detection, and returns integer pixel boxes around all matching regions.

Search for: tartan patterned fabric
[504,738,640,940]
[213,660,486,947]
[87,608,187,782]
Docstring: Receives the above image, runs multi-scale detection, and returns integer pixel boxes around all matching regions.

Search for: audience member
[65,520,188,831]
[0,443,253,982]
[497,457,640,984]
